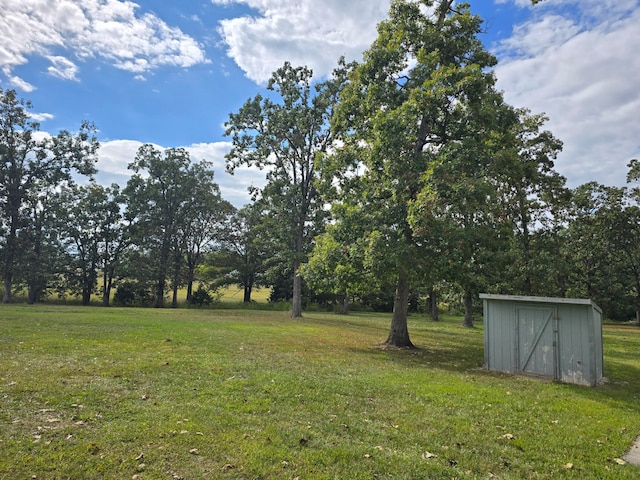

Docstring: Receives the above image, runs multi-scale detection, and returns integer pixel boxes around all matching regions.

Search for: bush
[113,281,154,307]
[188,285,222,307]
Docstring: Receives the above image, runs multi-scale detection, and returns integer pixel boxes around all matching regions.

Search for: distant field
[218,286,271,303]
[38,284,272,305]
[1,306,639,478]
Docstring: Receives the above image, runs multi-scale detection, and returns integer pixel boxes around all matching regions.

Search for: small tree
[224,62,347,317]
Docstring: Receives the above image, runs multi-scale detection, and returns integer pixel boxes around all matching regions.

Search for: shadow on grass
[342,319,640,415]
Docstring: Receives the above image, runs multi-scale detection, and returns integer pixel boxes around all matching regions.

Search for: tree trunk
[291,228,304,318]
[462,289,474,328]
[3,277,12,303]
[341,294,350,315]
[186,278,194,302]
[429,289,439,321]
[27,285,37,305]
[82,288,91,306]
[102,269,110,306]
[291,261,303,318]
[2,204,19,304]
[155,277,165,308]
[385,274,414,348]
[243,284,253,303]
[171,284,179,308]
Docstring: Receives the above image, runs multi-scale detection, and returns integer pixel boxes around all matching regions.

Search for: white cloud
[495,0,640,188]
[28,112,55,122]
[47,56,79,81]
[6,74,35,92]
[0,0,208,90]
[95,139,263,207]
[212,0,389,83]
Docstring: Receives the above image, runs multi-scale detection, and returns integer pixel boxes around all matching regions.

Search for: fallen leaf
[614,458,627,465]
[375,445,384,451]
[135,453,144,461]
[565,463,573,469]
[422,451,437,459]
[189,448,199,455]
[221,464,235,471]
[363,453,372,458]
[501,434,514,440]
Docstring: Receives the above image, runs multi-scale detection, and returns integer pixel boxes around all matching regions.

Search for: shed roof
[479,293,602,313]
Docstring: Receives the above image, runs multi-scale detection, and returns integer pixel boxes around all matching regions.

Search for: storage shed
[480,294,603,386]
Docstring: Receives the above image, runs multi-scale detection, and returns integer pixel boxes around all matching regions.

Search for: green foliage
[0,88,99,303]
[1,305,640,479]
[113,280,154,307]
[324,0,508,343]
[224,61,348,317]
[187,284,221,307]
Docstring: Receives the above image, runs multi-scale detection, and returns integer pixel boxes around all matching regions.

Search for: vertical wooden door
[516,305,557,378]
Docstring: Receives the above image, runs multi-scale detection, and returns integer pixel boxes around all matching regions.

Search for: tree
[329,0,503,346]
[566,180,640,323]
[180,163,232,303]
[207,202,270,303]
[0,88,98,303]
[493,109,566,295]
[224,62,347,317]
[302,203,379,314]
[62,182,129,306]
[125,145,226,308]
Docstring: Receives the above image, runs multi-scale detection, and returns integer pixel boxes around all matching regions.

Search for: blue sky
[1,0,639,207]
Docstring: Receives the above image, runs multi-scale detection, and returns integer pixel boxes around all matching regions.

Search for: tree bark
[3,277,12,304]
[385,274,414,348]
[341,294,350,315]
[462,289,474,328]
[291,228,304,318]
[429,289,439,321]
[291,261,303,317]
[243,283,253,303]
[102,271,112,307]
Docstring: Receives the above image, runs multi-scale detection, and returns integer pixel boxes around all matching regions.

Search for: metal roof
[479,293,602,313]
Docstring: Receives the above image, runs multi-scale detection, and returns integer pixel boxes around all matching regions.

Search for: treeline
[1,2,639,347]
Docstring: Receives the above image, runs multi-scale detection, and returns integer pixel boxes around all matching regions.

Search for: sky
[1,0,638,207]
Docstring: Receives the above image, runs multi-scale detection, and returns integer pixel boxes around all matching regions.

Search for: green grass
[1,306,639,479]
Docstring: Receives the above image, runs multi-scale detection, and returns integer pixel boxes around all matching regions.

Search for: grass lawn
[1,306,639,479]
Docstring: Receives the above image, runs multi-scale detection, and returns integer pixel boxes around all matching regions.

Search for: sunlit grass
[1,306,639,478]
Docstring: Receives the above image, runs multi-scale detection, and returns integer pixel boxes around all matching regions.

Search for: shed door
[516,305,557,378]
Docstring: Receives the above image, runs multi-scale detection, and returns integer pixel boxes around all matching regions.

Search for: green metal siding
[481,294,603,386]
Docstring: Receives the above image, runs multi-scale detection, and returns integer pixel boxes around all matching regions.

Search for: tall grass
[1,306,639,479]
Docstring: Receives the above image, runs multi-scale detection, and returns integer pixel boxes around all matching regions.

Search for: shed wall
[482,294,603,386]
[483,299,516,373]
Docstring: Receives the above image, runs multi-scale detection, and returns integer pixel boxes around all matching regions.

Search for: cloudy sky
[1,0,638,206]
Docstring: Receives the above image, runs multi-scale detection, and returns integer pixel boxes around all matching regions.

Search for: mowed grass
[1,306,640,479]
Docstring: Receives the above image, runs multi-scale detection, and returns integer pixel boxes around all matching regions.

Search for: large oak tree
[329,0,504,346]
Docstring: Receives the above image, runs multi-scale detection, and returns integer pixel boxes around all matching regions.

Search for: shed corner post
[482,296,489,369]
